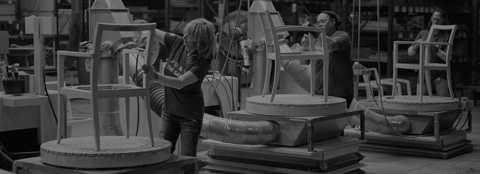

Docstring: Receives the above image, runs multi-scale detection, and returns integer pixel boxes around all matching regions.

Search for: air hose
[130,69,278,144]
[349,100,411,135]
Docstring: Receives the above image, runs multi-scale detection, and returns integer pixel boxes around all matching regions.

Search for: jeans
[159,112,202,174]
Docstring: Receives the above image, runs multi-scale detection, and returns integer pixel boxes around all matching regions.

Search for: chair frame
[393,24,456,101]
[359,68,411,100]
[56,23,156,151]
[259,10,329,102]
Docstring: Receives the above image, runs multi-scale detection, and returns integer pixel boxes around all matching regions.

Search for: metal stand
[344,108,473,159]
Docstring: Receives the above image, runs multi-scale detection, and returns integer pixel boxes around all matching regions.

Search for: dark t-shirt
[413,29,450,79]
[315,31,354,97]
[162,33,211,120]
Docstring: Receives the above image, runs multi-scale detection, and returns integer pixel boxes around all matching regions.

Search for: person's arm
[408,31,426,56]
[156,71,198,89]
[326,36,338,51]
[328,32,350,52]
[430,45,450,62]
[407,38,424,56]
[154,29,167,45]
[407,44,418,56]
[142,64,198,89]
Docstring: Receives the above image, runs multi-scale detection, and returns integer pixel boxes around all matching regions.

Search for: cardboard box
[24,16,57,35]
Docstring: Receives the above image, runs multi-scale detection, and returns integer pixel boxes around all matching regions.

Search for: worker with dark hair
[286,11,354,107]
[407,8,451,97]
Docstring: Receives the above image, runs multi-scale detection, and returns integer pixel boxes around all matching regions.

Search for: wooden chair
[259,10,329,102]
[359,68,411,100]
[393,24,457,101]
[56,23,156,151]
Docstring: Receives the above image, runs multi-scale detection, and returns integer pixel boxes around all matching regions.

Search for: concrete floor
[54,73,480,174]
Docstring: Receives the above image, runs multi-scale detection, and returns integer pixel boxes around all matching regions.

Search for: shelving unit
[0,0,20,35]
[165,0,205,34]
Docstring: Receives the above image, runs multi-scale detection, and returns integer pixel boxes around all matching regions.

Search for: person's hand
[301,34,309,49]
[302,21,310,27]
[412,38,424,51]
[428,45,440,53]
[142,64,159,81]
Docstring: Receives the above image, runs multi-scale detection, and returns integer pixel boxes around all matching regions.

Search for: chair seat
[424,64,449,69]
[357,68,410,99]
[395,63,420,70]
[358,80,403,97]
[267,52,325,61]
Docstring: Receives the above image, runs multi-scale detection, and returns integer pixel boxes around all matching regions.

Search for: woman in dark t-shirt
[285,11,354,107]
[142,18,215,174]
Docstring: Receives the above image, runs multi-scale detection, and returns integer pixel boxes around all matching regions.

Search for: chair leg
[56,94,66,143]
[396,83,402,95]
[392,68,398,98]
[364,83,373,100]
[425,70,433,96]
[310,60,315,97]
[124,97,130,138]
[270,61,281,102]
[92,98,101,151]
[144,92,155,146]
[416,82,422,96]
[406,81,412,96]
[378,84,384,97]
[447,70,454,98]
[262,59,272,97]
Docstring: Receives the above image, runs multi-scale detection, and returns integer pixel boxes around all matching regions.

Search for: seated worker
[407,8,451,97]
[282,11,354,107]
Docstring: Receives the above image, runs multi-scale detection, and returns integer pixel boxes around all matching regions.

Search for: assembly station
[0,0,479,173]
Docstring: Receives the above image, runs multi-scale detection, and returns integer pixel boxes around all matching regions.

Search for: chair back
[89,23,156,93]
[423,24,457,66]
[257,11,282,57]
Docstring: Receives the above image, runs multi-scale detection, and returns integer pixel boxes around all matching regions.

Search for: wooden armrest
[122,48,146,55]
[419,42,452,46]
[281,52,303,54]
[57,51,93,57]
[394,41,421,45]
[275,25,324,34]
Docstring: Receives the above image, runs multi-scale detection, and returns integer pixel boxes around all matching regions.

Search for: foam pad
[246,94,346,117]
[41,136,172,169]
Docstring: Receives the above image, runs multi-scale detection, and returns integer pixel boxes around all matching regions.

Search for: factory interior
[0,0,479,173]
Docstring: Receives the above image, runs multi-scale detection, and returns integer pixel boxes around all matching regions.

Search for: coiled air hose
[132,69,165,117]
[349,100,411,135]
[131,69,278,144]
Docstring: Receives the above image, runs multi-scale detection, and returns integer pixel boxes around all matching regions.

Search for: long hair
[184,18,216,60]
[426,8,447,30]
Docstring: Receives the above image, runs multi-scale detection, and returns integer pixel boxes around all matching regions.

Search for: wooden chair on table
[359,68,411,100]
[56,23,156,151]
[393,24,457,101]
[259,10,329,102]
[358,68,411,99]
